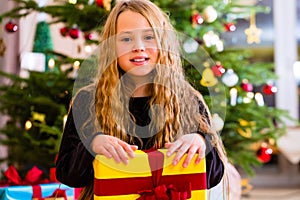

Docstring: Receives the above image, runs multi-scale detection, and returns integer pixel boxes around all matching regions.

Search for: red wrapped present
[93,149,207,199]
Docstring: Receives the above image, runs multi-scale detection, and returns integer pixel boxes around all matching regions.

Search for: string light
[73,60,80,70]
[25,120,32,130]
[48,58,55,70]
[69,0,77,4]
[84,45,92,54]
[243,92,254,103]
[229,88,237,106]
[255,92,264,106]
[63,114,68,129]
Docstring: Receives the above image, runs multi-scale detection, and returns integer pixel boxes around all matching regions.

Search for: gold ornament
[32,111,46,124]
[200,67,218,87]
[241,178,253,195]
[244,10,262,44]
[237,127,252,138]
[103,0,112,11]
[237,119,256,138]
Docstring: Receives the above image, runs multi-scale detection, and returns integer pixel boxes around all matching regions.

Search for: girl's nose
[132,38,145,52]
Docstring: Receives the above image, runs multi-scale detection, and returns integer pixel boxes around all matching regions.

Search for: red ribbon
[137,150,192,200]
[137,183,191,200]
[3,165,48,186]
[137,184,169,200]
[45,188,68,200]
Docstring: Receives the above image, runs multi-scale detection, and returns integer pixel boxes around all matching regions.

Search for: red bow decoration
[3,165,49,186]
[168,183,191,200]
[138,185,169,200]
[137,150,191,200]
[137,183,191,200]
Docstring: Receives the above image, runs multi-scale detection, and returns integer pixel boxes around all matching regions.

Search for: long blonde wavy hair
[92,0,226,155]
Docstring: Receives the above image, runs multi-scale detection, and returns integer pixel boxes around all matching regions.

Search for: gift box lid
[94,149,206,178]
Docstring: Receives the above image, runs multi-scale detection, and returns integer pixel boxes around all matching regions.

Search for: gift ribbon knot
[137,182,191,200]
[136,150,192,200]
[3,165,48,185]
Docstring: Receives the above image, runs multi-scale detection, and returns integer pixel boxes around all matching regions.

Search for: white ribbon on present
[277,127,300,164]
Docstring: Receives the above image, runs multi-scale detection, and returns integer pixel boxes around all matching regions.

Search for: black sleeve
[198,132,224,189]
[197,98,224,189]
[56,89,97,188]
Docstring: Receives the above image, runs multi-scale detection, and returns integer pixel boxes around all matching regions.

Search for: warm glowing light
[73,61,80,70]
[84,45,92,54]
[229,88,237,106]
[69,0,77,4]
[63,114,68,128]
[255,92,264,106]
[48,58,55,69]
[25,120,32,130]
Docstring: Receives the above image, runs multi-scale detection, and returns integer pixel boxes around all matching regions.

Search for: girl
[56,0,240,199]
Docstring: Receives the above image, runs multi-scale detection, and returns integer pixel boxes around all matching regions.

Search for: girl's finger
[98,146,112,158]
[172,143,189,166]
[195,147,205,164]
[105,144,121,163]
[113,142,130,165]
[166,140,182,157]
[182,144,198,167]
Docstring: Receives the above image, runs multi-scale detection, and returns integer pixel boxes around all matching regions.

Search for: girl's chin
[126,66,156,77]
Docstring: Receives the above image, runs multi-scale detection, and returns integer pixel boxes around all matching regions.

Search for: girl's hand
[165,133,206,168]
[91,135,138,165]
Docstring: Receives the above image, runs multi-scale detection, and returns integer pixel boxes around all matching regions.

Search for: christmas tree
[0,0,293,176]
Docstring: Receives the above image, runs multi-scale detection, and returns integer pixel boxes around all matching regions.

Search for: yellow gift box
[93,149,207,199]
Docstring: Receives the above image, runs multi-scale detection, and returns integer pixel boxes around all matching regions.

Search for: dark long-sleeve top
[56,89,224,189]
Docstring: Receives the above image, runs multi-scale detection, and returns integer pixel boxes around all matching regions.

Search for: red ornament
[256,146,273,163]
[241,82,253,92]
[84,32,93,41]
[95,0,104,7]
[224,22,236,32]
[191,13,204,25]
[59,26,69,37]
[263,84,277,95]
[5,21,18,33]
[69,27,81,39]
[211,63,225,77]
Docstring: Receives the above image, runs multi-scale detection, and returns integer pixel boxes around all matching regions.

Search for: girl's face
[116,10,159,77]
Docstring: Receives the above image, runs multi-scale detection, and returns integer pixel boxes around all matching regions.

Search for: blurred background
[0,0,299,199]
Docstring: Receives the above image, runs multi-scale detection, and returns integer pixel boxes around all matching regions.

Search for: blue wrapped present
[0,183,79,200]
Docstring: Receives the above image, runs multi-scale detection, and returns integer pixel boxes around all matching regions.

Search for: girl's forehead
[116,10,152,33]
[117,28,154,35]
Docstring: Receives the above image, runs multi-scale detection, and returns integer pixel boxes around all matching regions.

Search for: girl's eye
[145,35,155,40]
[121,37,132,42]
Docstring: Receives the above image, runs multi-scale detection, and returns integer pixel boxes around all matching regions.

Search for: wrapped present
[0,165,82,200]
[93,149,207,199]
[0,183,80,200]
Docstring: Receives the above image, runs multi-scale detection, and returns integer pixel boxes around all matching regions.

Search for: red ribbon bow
[137,150,191,200]
[3,165,48,186]
[138,184,169,200]
[137,183,191,200]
